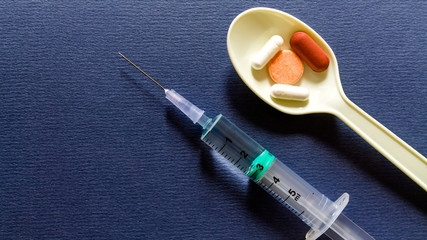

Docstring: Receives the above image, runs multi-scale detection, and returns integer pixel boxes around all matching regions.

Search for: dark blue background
[1,1,426,239]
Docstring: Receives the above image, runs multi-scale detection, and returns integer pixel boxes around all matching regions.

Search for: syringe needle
[118,52,165,91]
[119,52,210,127]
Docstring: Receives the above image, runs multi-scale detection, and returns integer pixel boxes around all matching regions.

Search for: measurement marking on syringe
[248,170,258,178]
[273,191,289,204]
[257,182,310,224]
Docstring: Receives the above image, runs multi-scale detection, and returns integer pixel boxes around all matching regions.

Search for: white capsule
[270,84,309,101]
[251,35,284,70]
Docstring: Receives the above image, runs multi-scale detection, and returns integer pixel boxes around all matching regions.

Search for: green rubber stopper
[246,150,275,181]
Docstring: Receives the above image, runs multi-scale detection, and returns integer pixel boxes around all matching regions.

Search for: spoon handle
[331,97,427,191]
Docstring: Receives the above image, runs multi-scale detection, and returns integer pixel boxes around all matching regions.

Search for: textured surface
[1,1,426,239]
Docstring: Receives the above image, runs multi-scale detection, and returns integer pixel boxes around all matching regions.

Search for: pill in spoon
[251,35,284,70]
[271,84,309,101]
[268,49,304,85]
[290,31,329,72]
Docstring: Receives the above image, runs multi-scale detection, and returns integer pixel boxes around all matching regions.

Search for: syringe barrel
[200,114,348,239]
[201,114,265,173]
[257,158,349,239]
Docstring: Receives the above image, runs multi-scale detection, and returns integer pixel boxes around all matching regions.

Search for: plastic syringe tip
[165,89,211,127]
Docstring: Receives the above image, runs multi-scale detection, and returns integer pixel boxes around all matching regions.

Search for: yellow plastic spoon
[227,7,427,191]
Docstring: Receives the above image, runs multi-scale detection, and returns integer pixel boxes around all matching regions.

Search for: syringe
[119,52,375,240]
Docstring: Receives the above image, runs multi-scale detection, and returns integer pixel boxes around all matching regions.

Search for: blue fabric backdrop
[1,1,426,239]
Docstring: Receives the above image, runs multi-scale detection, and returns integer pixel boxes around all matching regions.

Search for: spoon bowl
[227,7,343,115]
[227,7,427,190]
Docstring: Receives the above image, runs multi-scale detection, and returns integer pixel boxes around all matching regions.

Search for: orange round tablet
[268,50,304,85]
